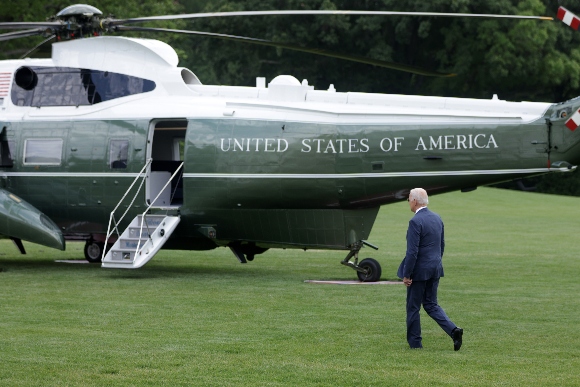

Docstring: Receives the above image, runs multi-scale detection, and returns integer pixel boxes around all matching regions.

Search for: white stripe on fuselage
[1,167,572,179]
[184,167,571,178]
[0,172,141,178]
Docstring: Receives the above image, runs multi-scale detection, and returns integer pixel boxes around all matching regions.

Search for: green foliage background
[178,0,580,102]
[3,0,580,194]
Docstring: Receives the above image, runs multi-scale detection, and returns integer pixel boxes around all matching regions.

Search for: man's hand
[403,277,413,287]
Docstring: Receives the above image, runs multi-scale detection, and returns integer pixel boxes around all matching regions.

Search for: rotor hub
[49,4,108,40]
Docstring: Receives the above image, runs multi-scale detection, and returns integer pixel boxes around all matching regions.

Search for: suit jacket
[397,207,445,281]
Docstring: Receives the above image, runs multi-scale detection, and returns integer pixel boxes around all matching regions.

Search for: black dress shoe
[452,327,463,351]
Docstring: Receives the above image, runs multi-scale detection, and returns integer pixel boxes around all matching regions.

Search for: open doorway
[147,119,186,207]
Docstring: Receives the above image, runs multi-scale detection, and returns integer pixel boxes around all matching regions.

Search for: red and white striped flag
[565,108,580,131]
[0,72,11,98]
[556,7,580,130]
[557,6,580,30]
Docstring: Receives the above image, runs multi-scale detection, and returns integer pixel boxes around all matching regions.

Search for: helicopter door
[146,120,186,207]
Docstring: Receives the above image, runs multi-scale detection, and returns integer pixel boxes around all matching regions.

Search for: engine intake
[14,66,38,90]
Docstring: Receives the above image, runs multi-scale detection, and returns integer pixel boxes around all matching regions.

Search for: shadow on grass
[0,259,389,283]
[0,256,296,283]
[0,241,354,283]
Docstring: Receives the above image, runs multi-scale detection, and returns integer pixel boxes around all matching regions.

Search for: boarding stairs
[101,159,183,269]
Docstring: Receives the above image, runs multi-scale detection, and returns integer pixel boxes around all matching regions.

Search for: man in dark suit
[397,188,463,350]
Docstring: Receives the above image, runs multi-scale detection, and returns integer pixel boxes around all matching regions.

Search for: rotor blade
[0,22,62,30]
[20,35,56,59]
[0,29,45,42]
[112,10,553,25]
[116,26,455,77]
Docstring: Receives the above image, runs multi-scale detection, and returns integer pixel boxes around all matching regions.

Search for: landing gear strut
[341,240,381,282]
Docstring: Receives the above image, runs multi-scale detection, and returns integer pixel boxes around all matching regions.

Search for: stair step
[127,227,152,238]
[102,215,180,269]
[108,250,135,262]
[118,239,147,250]
[135,215,165,228]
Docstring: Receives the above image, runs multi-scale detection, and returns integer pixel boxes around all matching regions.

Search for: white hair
[409,188,429,206]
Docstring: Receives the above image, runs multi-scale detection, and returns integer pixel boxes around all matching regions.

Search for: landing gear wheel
[357,258,382,282]
[84,241,104,263]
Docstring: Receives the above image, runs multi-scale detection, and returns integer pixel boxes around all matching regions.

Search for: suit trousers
[406,277,456,348]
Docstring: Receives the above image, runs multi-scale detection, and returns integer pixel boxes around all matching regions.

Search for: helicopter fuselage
[0,36,578,259]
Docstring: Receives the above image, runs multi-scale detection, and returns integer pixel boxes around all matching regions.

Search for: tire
[357,258,382,282]
[84,241,104,263]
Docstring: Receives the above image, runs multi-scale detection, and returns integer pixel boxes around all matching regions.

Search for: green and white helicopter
[0,4,578,281]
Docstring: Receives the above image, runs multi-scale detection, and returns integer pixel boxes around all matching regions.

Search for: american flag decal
[565,108,580,131]
[0,72,11,98]
[557,6,580,30]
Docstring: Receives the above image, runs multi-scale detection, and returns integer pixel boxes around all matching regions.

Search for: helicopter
[0,4,578,282]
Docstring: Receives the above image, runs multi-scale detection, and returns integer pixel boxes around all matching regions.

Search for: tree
[176,0,580,103]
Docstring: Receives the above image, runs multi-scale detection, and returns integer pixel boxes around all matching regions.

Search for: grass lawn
[0,187,579,386]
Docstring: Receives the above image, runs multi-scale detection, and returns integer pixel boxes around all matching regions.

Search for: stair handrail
[135,162,184,257]
[103,158,152,261]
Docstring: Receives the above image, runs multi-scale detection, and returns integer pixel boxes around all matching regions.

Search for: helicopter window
[23,139,63,165]
[109,140,129,169]
[11,66,156,107]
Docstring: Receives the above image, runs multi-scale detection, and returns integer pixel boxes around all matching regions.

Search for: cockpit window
[11,66,155,107]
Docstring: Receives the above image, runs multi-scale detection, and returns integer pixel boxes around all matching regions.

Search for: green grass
[1,187,579,386]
